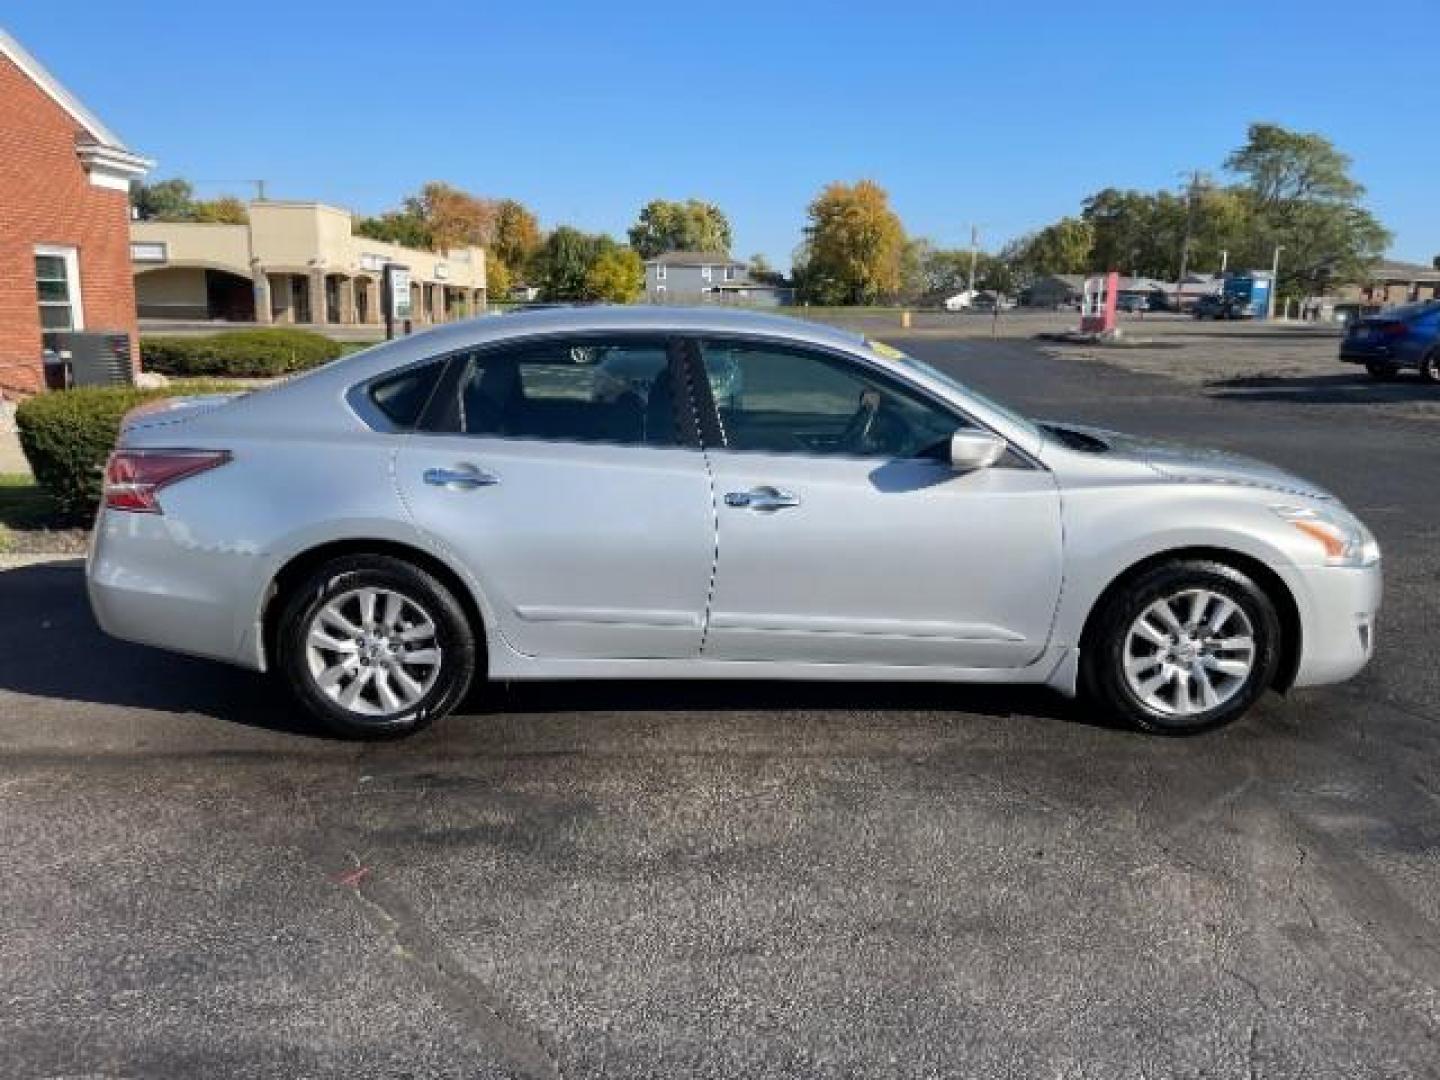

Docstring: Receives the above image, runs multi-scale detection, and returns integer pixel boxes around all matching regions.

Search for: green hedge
[15,382,244,521]
[140,328,344,378]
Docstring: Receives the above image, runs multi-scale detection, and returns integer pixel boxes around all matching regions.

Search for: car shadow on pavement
[0,562,319,737]
[0,563,1111,739]
[1207,372,1439,405]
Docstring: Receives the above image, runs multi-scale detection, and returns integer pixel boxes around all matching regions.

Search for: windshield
[866,340,1041,440]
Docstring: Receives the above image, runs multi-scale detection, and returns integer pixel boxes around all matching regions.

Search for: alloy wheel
[303,586,442,717]
[1121,588,1255,718]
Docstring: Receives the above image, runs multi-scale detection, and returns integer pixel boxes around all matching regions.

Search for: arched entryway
[135,265,256,322]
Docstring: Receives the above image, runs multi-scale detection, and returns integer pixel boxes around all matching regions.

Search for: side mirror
[949,429,1007,471]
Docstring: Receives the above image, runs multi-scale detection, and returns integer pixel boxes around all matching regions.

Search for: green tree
[748,253,785,286]
[1224,123,1363,209]
[795,179,906,305]
[1224,123,1389,298]
[130,177,196,221]
[583,247,644,303]
[355,208,433,249]
[627,199,733,258]
[534,227,611,300]
[1013,217,1094,276]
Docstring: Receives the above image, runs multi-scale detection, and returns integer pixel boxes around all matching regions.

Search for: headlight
[1272,505,1380,567]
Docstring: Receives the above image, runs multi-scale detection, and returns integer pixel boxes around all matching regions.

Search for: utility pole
[1219,249,1229,276]
[1268,244,1284,320]
[1176,170,1205,291]
[251,179,267,201]
[967,224,980,295]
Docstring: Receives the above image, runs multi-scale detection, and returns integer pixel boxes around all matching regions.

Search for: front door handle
[423,465,498,490]
[724,486,800,512]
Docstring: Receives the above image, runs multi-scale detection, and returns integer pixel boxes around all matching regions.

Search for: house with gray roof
[644,251,792,307]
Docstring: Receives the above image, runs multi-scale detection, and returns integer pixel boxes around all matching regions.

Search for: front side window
[700,340,962,459]
[35,246,83,331]
[421,338,680,447]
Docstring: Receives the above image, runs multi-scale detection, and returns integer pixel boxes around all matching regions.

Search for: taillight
[102,450,231,513]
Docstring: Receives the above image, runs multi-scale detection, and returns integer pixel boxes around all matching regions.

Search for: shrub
[141,328,344,378]
[15,381,244,521]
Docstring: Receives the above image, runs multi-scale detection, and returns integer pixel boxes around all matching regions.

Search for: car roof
[421,304,865,352]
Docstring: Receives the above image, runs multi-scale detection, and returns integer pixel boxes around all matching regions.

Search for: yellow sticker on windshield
[867,339,905,360]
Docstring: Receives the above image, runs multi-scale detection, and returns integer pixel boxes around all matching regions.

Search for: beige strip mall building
[131,200,486,327]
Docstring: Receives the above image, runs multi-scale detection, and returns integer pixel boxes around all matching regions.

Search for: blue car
[1340,299,1440,381]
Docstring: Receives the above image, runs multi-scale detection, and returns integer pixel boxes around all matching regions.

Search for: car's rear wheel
[1082,560,1282,734]
[1419,351,1440,385]
[276,555,477,738]
[1365,361,1400,381]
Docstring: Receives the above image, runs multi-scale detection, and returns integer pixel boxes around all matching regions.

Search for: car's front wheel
[1082,560,1282,734]
[1419,351,1440,385]
[276,555,478,738]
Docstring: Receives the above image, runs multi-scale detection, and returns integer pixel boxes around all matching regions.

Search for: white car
[89,307,1380,738]
[943,290,976,311]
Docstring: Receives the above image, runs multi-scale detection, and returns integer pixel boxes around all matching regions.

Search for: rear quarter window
[368,359,448,429]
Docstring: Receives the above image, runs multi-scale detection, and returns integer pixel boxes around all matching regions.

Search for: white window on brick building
[34,245,84,331]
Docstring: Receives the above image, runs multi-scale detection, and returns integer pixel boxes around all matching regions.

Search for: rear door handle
[423,465,498,490]
[724,486,800,511]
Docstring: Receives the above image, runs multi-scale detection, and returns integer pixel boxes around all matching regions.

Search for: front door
[395,335,713,660]
[694,338,1064,669]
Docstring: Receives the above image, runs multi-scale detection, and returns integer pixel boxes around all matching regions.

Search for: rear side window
[369,359,448,429]
[419,338,682,447]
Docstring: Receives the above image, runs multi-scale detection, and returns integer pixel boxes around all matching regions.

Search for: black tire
[1365,361,1400,381]
[1081,559,1282,735]
[1419,351,1440,385]
[276,555,478,739]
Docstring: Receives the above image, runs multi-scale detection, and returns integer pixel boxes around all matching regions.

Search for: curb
[0,553,85,570]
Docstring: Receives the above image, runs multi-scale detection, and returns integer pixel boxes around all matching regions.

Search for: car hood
[1046,423,1333,500]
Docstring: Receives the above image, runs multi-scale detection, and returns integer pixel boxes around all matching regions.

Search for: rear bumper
[87,509,268,670]
[1278,561,1382,689]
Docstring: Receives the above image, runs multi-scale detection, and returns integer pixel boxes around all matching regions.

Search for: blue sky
[8,1,1438,269]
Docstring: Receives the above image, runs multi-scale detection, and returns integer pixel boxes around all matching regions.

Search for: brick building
[0,29,151,397]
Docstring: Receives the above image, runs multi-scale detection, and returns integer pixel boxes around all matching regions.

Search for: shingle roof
[645,250,742,267]
[1368,259,1440,283]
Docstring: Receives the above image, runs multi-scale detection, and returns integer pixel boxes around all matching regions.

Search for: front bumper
[1278,560,1382,688]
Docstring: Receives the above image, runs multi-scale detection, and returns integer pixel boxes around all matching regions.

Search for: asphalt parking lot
[2,333,1438,1078]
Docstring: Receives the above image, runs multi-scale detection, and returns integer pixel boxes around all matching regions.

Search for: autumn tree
[409,182,496,252]
[627,199,733,258]
[190,196,249,224]
[795,180,906,305]
[492,199,542,280]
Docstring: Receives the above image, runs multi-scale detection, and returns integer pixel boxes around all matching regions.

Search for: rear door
[691,337,1063,669]
[393,334,715,660]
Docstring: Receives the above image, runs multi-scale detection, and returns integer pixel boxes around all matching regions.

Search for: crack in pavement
[311,843,564,1080]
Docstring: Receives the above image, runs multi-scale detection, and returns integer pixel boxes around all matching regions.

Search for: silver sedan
[89,307,1381,738]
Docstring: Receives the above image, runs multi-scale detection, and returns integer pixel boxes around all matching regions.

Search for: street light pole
[1219,249,1228,276]
[967,224,979,295]
[1268,244,1284,320]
